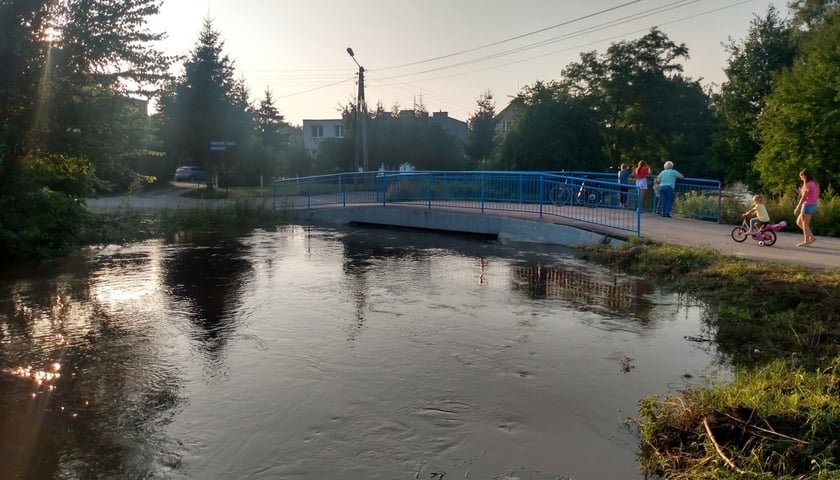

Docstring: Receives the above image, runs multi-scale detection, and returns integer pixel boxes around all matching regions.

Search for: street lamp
[347,47,368,171]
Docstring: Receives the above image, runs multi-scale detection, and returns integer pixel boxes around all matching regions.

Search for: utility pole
[347,47,368,171]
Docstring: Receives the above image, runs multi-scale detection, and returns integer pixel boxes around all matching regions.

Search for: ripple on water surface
[0,226,726,479]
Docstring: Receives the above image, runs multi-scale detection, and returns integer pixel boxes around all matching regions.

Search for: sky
[146,0,781,126]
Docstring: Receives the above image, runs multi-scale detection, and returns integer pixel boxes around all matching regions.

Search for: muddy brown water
[0,225,726,479]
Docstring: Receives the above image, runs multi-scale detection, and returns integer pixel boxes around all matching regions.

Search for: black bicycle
[549,178,602,207]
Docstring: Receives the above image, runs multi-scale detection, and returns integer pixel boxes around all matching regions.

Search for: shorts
[636,179,648,189]
[803,204,818,215]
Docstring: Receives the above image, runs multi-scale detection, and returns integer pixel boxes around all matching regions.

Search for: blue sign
[209,140,236,151]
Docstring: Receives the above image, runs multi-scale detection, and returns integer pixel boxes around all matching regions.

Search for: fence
[273,171,722,237]
[556,171,722,221]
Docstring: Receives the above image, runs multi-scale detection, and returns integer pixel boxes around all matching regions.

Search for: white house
[494,102,518,138]
[302,119,344,156]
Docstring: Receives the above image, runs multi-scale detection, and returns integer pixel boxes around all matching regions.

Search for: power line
[406,0,752,85]
[376,0,698,81]
[276,76,354,99]
[270,1,649,101]
[377,0,646,71]
[274,0,749,106]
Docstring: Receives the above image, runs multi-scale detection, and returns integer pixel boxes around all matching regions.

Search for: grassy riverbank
[582,241,840,479]
[79,199,287,246]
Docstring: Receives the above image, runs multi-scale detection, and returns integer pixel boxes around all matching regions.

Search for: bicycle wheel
[584,188,602,207]
[731,226,747,242]
[550,186,572,206]
[761,231,777,246]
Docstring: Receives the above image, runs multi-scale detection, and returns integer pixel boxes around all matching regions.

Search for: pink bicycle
[731,215,787,247]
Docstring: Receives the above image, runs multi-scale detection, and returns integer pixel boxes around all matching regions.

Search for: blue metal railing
[554,170,722,220]
[272,170,722,237]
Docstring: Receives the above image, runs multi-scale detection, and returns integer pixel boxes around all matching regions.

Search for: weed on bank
[80,200,287,245]
[582,241,840,479]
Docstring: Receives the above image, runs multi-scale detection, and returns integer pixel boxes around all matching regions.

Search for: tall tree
[466,90,498,165]
[0,0,52,183]
[158,18,250,186]
[0,0,171,259]
[559,28,712,173]
[45,0,170,189]
[1,0,169,188]
[710,7,797,189]
[255,88,288,149]
[789,0,839,29]
[754,5,840,194]
[498,81,606,171]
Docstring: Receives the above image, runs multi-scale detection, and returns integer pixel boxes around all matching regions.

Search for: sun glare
[41,26,62,44]
[6,363,62,386]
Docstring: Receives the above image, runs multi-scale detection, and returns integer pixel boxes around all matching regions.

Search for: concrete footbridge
[274,170,840,270]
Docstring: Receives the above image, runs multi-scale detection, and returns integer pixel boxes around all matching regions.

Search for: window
[311,125,324,138]
[333,125,343,138]
[502,121,512,133]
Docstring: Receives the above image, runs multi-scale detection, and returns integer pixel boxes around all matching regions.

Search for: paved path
[636,212,839,270]
[86,187,839,270]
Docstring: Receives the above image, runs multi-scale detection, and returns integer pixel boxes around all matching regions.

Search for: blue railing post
[538,175,544,218]
[426,173,432,208]
[480,173,486,213]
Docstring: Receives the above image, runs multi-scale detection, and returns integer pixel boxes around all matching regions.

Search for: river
[0,224,726,479]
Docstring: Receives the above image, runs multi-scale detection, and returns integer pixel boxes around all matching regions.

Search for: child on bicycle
[744,194,770,234]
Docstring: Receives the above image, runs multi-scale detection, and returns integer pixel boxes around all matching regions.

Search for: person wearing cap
[653,161,684,218]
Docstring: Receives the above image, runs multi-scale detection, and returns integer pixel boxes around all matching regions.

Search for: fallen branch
[703,416,746,475]
[722,412,809,445]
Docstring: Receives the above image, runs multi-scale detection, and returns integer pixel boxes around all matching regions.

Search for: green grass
[582,241,840,479]
[638,359,840,479]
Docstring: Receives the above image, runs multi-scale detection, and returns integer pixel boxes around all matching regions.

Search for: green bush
[0,187,91,260]
[678,190,720,219]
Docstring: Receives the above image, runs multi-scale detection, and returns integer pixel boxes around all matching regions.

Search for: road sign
[209,140,236,151]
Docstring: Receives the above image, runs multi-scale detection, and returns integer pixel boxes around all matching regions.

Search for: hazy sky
[147,0,780,126]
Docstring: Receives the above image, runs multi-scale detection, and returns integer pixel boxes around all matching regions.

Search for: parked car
[174,166,207,182]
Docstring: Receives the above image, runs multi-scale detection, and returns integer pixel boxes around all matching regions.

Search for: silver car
[174,166,207,181]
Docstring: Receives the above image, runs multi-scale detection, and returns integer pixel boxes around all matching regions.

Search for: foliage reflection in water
[0,225,726,479]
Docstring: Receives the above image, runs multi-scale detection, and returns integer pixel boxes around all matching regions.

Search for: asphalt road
[85,186,839,270]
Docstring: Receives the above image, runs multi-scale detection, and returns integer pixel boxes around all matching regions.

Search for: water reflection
[163,239,253,363]
[0,227,724,479]
[0,243,184,479]
[509,263,655,322]
[338,227,659,333]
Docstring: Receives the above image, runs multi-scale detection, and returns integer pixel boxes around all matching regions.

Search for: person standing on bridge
[633,161,651,210]
[794,168,820,247]
[618,163,631,208]
[654,161,684,218]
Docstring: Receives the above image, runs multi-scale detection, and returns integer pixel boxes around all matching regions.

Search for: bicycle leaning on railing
[548,177,603,207]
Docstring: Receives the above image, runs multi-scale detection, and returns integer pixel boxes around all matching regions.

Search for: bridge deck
[84,190,840,270]
[288,202,840,271]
